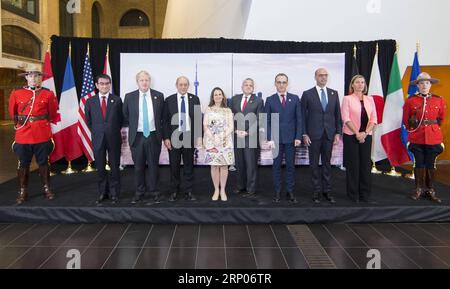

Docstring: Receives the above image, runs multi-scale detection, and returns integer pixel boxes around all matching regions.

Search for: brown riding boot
[16,167,29,205]
[39,166,55,200]
[410,168,425,200]
[425,168,441,203]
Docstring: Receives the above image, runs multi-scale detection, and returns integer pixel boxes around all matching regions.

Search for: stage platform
[0,166,449,224]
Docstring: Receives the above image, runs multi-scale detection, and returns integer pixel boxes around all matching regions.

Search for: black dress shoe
[312,192,321,204]
[131,196,143,204]
[110,197,119,204]
[96,194,108,204]
[347,194,359,203]
[185,192,196,201]
[153,193,161,203]
[286,192,298,204]
[234,189,247,195]
[272,192,281,203]
[243,191,256,198]
[168,192,177,202]
[360,198,377,204]
[323,193,336,204]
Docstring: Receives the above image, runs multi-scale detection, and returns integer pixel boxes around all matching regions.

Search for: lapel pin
[289,99,292,102]
[111,99,114,103]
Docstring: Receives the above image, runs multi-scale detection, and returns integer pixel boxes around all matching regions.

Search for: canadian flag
[42,50,64,163]
[51,54,84,161]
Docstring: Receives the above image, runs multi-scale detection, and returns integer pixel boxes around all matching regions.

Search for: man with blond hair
[123,70,164,204]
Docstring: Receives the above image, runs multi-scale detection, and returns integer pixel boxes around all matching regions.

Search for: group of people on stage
[9,67,446,205]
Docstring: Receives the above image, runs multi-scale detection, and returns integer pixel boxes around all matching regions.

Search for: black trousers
[94,137,121,198]
[343,134,372,201]
[235,147,258,193]
[168,146,194,193]
[408,143,444,169]
[308,132,333,194]
[130,132,161,197]
[13,140,53,168]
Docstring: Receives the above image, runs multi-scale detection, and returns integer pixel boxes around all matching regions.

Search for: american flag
[77,51,95,161]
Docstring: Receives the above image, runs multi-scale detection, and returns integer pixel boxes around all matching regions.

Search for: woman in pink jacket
[341,75,378,203]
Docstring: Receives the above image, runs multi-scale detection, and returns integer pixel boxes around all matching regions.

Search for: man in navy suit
[265,73,303,203]
[85,74,123,204]
[301,68,342,204]
[163,76,202,202]
[123,71,164,204]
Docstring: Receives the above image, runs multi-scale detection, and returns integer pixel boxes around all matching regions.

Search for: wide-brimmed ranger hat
[18,70,48,77]
[410,72,439,85]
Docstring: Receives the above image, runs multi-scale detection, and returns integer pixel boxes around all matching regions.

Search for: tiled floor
[2,123,450,269]
[0,223,450,269]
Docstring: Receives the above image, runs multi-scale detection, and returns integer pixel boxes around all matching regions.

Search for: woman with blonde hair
[341,75,377,203]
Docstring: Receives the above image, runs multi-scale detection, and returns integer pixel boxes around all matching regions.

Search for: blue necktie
[180,95,186,132]
[142,93,150,137]
[320,89,327,111]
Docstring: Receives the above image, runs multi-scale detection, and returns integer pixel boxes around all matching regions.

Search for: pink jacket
[341,94,378,135]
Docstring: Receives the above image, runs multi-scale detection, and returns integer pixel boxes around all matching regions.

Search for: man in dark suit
[231,78,264,197]
[265,73,302,203]
[301,68,342,204]
[85,74,123,204]
[163,76,202,202]
[123,70,164,204]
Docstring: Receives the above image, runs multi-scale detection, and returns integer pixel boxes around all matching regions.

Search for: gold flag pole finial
[375,43,379,54]
[396,43,399,53]
[106,44,110,56]
[87,42,90,56]
[416,41,420,54]
[69,42,72,57]
[353,44,357,57]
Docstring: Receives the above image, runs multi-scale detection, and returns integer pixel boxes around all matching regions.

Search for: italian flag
[380,53,410,166]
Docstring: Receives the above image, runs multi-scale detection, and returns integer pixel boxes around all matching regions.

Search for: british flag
[77,50,95,161]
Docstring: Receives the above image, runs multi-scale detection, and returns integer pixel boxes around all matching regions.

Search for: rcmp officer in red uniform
[403,72,446,203]
[9,70,59,205]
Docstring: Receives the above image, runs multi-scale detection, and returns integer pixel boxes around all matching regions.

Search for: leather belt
[422,119,438,125]
[16,114,49,125]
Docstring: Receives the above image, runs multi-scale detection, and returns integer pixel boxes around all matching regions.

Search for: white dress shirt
[240,94,251,112]
[177,93,190,132]
[278,92,288,104]
[99,93,109,109]
[137,90,155,132]
[316,86,328,104]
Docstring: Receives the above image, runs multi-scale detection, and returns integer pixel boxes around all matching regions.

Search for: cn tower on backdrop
[194,62,199,96]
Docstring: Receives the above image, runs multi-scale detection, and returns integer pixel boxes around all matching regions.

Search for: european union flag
[401,51,421,161]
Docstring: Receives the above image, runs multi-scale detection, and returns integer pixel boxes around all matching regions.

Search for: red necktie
[281,94,286,108]
[101,96,107,119]
[242,96,248,112]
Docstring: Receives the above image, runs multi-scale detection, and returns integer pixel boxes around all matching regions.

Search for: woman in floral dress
[203,87,234,201]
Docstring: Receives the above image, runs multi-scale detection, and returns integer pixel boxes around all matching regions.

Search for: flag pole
[403,42,421,180]
[81,42,97,173]
[61,42,79,175]
[385,43,402,177]
[62,160,78,174]
[46,38,58,177]
[371,42,384,175]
